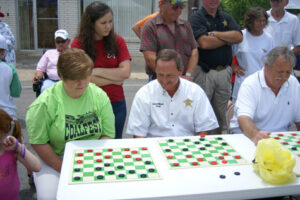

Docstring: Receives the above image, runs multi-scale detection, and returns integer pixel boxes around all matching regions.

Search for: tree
[220,0,270,28]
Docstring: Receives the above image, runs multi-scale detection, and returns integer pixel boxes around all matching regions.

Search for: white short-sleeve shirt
[0,62,16,119]
[230,69,300,133]
[126,78,218,137]
[265,10,300,48]
[232,29,274,101]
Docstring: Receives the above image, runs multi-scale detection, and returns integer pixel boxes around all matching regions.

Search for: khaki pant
[193,66,232,134]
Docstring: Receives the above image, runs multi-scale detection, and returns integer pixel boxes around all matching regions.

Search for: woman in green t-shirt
[26,48,115,200]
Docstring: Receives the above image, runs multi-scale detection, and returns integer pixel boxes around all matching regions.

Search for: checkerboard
[271,132,300,158]
[157,136,249,169]
[70,147,160,184]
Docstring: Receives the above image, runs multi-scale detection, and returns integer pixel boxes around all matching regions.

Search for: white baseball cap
[54,29,69,40]
[0,34,7,50]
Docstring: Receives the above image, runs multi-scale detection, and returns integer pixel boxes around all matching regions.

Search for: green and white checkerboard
[70,147,160,184]
[157,136,249,169]
[271,132,300,158]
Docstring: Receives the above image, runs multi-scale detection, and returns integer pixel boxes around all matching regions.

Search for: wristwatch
[209,31,215,36]
[185,72,192,77]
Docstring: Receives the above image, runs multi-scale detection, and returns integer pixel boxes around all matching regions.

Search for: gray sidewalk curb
[16,69,147,82]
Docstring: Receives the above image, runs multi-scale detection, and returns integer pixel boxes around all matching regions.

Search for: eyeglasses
[171,2,186,10]
[55,39,67,44]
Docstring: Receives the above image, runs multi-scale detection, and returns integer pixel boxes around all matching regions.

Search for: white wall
[58,0,80,41]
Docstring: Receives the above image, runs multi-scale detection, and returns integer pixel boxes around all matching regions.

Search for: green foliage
[220,0,270,28]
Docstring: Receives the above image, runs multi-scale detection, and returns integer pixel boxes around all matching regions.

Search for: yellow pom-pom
[253,138,296,185]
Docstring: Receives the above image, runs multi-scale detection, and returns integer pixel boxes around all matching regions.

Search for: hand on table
[251,131,271,145]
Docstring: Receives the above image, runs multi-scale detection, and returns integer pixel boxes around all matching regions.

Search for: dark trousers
[111,99,127,139]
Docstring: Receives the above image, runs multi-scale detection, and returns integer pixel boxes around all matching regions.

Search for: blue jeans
[41,79,58,93]
[111,99,126,139]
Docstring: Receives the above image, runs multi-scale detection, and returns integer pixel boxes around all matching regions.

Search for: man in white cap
[0,34,22,120]
[32,29,70,93]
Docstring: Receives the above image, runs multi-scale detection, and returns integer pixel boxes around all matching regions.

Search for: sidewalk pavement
[16,69,148,82]
[15,50,148,81]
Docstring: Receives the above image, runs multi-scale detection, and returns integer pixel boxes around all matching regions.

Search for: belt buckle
[216,65,224,72]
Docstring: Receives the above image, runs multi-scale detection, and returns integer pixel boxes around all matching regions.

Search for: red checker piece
[132,150,138,154]
[167,155,173,159]
[222,152,229,156]
[274,137,279,140]
[87,149,93,152]
[222,160,228,164]
[200,135,206,138]
[218,156,224,160]
[124,148,130,151]
[197,158,204,162]
[297,141,300,144]
[96,159,102,163]
[76,160,83,164]
[278,133,283,137]
[142,147,148,150]
[173,163,179,167]
[95,152,101,156]
[210,161,217,165]
[77,153,83,156]
[235,155,241,159]
[108,149,113,152]
[292,133,297,136]
[283,142,289,145]
[186,154,192,158]
[135,158,142,161]
[125,155,131,158]
[192,162,198,166]
[105,155,111,159]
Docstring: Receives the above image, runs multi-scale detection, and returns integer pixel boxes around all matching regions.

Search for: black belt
[211,65,228,71]
[199,60,228,73]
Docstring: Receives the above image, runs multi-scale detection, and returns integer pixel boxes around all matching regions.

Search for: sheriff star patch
[184,99,193,107]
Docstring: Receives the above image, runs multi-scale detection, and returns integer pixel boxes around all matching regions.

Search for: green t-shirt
[26,81,115,156]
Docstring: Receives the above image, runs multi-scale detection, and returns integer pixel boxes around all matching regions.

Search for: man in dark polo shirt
[189,0,242,134]
[140,0,198,81]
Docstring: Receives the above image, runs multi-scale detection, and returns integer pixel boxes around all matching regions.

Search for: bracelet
[13,139,19,151]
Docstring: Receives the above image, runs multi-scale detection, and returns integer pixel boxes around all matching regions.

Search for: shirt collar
[155,12,184,25]
[201,7,221,19]
[157,77,182,96]
[267,9,289,23]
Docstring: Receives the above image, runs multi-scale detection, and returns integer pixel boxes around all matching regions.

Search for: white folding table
[57,133,300,200]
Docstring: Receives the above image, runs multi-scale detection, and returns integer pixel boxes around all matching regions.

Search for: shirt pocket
[150,100,169,127]
[281,31,292,46]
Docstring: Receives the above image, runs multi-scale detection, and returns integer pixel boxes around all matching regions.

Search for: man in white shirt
[230,46,300,145]
[126,49,218,138]
[264,0,300,56]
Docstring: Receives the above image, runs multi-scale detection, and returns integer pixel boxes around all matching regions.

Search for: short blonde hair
[57,48,93,80]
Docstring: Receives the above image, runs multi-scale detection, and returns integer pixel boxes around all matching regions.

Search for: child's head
[0,34,7,59]
[0,109,22,143]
